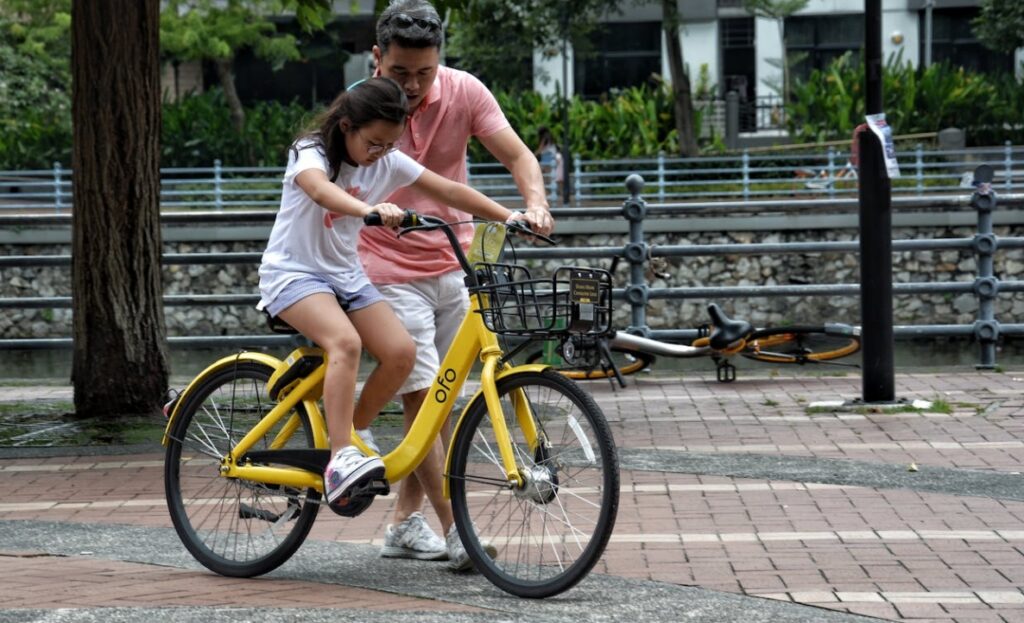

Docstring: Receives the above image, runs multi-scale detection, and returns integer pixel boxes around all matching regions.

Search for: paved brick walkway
[3,368,1024,621]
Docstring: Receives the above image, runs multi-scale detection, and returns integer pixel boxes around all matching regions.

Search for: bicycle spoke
[448,370,617,597]
[165,362,321,578]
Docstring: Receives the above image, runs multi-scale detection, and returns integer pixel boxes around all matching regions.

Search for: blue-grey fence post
[915,143,924,196]
[1005,141,1013,195]
[657,151,666,203]
[573,154,582,206]
[52,161,63,214]
[826,147,836,198]
[622,174,649,336]
[741,150,750,201]
[971,164,999,369]
[213,159,223,211]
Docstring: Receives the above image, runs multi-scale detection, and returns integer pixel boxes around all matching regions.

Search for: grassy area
[805,397,956,415]
[0,396,408,448]
[0,400,166,447]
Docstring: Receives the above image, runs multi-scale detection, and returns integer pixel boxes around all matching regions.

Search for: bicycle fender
[443,364,549,498]
[161,351,284,447]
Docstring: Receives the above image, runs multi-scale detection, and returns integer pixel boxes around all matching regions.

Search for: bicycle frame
[163,229,542,496]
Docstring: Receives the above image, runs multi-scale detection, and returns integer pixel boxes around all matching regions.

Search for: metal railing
[2,144,1020,212]
[3,171,1024,367]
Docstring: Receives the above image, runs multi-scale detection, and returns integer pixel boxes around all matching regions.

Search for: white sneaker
[446,523,497,572]
[355,428,380,454]
[323,446,384,505]
[380,512,447,560]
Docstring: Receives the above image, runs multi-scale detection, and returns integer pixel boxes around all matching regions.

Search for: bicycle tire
[164,360,321,577]
[448,369,619,598]
[741,325,861,364]
[524,346,655,380]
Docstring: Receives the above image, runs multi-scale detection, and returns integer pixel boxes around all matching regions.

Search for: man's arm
[478,127,554,235]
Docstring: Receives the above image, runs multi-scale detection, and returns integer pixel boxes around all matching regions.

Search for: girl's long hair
[293,77,409,181]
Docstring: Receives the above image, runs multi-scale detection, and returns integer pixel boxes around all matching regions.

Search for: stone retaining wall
[3,224,1023,340]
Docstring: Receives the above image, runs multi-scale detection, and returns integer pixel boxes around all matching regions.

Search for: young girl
[257,77,521,505]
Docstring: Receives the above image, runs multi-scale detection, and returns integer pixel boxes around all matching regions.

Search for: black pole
[858,0,895,402]
[560,20,572,206]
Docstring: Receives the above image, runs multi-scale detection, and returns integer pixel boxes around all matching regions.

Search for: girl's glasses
[358,129,397,156]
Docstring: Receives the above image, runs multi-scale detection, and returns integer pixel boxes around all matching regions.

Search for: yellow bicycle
[162,214,620,598]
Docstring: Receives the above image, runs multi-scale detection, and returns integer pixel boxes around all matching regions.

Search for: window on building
[786,14,864,83]
[574,21,661,99]
[923,7,1014,74]
[721,17,756,131]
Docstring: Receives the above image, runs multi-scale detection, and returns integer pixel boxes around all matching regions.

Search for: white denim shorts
[265,274,383,318]
[376,271,469,396]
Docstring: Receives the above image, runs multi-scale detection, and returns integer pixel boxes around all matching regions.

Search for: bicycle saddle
[706,303,752,350]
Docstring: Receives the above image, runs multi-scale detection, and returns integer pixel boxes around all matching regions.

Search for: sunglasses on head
[386,12,441,31]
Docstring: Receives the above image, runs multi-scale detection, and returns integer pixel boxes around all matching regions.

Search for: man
[356,0,554,570]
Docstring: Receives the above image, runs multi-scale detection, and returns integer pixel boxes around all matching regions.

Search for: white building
[534,0,1021,107]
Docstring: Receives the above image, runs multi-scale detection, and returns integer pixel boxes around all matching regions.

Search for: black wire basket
[472,263,613,337]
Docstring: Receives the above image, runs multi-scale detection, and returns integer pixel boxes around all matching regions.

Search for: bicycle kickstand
[598,339,628,389]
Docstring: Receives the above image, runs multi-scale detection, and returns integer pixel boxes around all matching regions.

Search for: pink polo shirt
[359,66,510,284]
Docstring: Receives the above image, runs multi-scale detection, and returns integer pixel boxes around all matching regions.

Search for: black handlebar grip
[363,209,419,228]
[506,217,556,245]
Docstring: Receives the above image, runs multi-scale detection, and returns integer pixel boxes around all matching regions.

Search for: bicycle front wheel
[742,325,861,364]
[448,369,619,598]
[164,360,321,577]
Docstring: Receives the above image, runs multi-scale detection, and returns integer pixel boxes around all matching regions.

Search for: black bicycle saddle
[707,303,753,350]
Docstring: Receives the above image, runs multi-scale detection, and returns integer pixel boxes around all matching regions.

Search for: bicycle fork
[478,346,542,490]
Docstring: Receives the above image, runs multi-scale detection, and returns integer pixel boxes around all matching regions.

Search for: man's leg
[362,277,451,559]
[393,388,454,532]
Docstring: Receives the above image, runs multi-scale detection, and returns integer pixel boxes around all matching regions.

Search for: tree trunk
[71,0,168,417]
[662,0,699,157]
[215,58,246,134]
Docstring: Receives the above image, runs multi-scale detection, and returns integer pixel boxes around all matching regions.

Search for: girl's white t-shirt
[257,138,425,311]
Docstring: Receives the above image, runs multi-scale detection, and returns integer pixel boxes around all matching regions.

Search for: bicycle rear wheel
[525,344,655,380]
[448,369,619,598]
[164,360,321,577]
[742,325,861,364]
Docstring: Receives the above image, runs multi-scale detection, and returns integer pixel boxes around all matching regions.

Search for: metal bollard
[622,174,649,337]
[970,164,999,369]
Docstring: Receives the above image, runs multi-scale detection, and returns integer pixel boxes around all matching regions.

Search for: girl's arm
[411,168,515,222]
[294,169,404,226]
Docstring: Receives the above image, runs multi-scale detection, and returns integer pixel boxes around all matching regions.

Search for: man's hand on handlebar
[522,206,554,237]
[506,209,556,243]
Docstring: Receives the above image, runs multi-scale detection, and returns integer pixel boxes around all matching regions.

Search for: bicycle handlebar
[363,210,553,287]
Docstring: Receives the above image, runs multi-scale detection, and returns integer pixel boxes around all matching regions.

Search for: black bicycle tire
[164,361,321,577]
[448,369,619,598]
[524,346,656,380]
[741,325,861,364]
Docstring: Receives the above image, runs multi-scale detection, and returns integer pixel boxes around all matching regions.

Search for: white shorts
[376,271,470,396]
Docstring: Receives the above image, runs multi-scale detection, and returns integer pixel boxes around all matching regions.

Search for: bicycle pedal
[327,471,390,518]
[716,362,737,383]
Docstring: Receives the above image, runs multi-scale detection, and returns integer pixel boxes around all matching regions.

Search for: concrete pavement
[2,367,1024,622]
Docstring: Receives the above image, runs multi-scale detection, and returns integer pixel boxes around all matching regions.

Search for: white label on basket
[567,414,596,463]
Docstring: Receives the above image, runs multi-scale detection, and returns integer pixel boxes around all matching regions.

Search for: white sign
[865,113,900,178]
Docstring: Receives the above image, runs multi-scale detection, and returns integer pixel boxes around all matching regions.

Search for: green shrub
[478,83,680,163]
[161,89,312,167]
[0,42,72,169]
[787,51,1017,145]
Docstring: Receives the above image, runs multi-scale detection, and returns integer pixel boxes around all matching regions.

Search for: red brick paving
[3,369,1024,621]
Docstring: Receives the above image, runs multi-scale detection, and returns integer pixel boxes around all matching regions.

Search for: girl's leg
[347,301,417,426]
[276,293,361,454]
[350,303,453,530]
